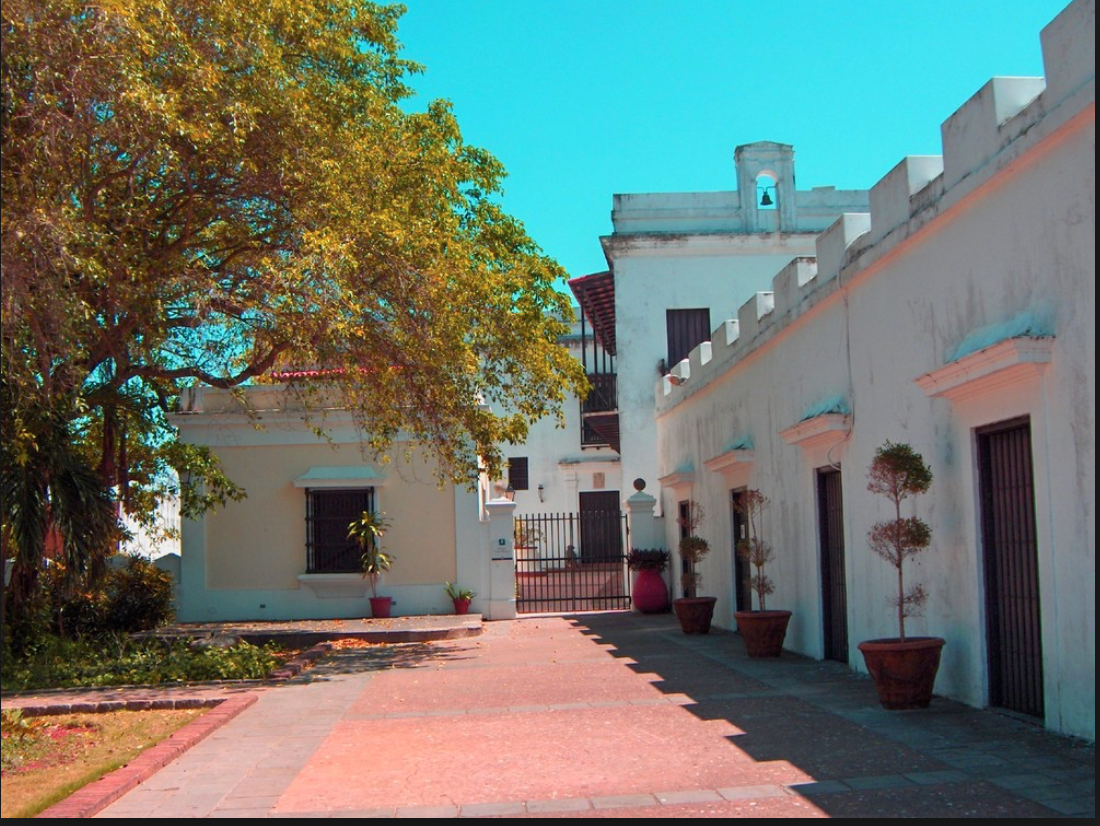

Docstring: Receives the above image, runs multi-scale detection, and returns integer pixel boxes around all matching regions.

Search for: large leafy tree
[1,1,585,600]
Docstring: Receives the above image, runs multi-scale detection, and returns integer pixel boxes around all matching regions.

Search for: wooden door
[978,418,1044,718]
[817,468,848,663]
[730,490,752,612]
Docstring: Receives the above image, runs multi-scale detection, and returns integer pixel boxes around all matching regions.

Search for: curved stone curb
[33,694,259,819]
[269,640,334,679]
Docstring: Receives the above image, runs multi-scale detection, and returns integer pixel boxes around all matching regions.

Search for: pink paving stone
[527,796,830,818]
[347,661,667,715]
[274,705,812,813]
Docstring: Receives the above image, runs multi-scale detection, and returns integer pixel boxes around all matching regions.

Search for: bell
[760,189,774,207]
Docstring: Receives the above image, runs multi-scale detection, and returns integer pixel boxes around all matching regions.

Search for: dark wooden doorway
[817,467,848,663]
[730,489,752,612]
[978,418,1044,719]
[578,491,624,562]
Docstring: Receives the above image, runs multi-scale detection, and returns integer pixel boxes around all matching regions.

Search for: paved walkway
[49,613,1097,817]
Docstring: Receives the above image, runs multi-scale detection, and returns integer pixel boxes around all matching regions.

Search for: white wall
[654,1,1094,739]
[604,141,871,510]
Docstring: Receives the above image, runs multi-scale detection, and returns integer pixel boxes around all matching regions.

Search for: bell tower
[735,142,797,232]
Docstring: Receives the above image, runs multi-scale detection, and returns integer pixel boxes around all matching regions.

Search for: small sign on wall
[593,472,605,489]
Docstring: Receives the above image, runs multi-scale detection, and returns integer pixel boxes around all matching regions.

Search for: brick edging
[35,694,259,819]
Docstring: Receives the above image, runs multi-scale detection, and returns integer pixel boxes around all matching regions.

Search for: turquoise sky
[397,1,1070,281]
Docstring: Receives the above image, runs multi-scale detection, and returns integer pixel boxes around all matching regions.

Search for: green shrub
[105,557,175,632]
[0,634,286,691]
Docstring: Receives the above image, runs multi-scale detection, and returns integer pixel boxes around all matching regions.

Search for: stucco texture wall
[654,91,1094,738]
[204,443,456,591]
[615,242,818,501]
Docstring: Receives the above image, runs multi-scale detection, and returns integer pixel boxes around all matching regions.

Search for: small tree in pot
[857,442,944,709]
[734,490,792,657]
[673,500,716,634]
[348,510,395,618]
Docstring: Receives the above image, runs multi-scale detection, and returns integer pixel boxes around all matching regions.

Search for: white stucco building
[571,142,870,511]
[646,0,1093,739]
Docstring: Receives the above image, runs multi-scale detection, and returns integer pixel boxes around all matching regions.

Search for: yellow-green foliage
[1,0,587,498]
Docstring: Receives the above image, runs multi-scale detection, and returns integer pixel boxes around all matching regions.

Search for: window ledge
[298,573,370,599]
[658,467,696,491]
[915,337,1053,402]
[703,449,755,476]
[779,414,852,449]
[293,466,386,488]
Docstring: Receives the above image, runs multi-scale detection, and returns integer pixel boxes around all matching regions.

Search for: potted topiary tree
[733,489,792,657]
[673,500,717,634]
[348,510,395,618]
[626,548,671,613]
[857,442,944,709]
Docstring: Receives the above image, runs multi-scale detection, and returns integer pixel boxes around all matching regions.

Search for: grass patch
[2,634,292,692]
[1,707,204,818]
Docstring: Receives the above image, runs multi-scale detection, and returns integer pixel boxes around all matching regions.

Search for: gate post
[485,497,518,620]
[626,488,661,551]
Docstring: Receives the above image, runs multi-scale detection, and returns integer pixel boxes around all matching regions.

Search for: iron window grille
[306,487,375,573]
[508,457,530,491]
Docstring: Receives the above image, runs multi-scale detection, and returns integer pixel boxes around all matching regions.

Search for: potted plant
[673,500,717,634]
[444,581,477,615]
[857,442,944,709]
[348,510,395,618]
[734,490,792,657]
[627,548,671,613]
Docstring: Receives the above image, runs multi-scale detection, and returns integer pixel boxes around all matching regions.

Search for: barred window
[508,457,530,491]
[305,488,375,573]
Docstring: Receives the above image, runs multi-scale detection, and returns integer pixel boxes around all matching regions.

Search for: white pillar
[485,498,518,620]
[626,490,660,550]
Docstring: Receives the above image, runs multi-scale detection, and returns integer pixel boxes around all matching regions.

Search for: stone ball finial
[633,478,646,492]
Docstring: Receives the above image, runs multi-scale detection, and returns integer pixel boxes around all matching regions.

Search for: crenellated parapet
[657,0,1094,411]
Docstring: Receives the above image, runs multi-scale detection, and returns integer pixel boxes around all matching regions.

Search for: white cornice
[779,414,853,449]
[293,466,387,488]
[915,338,1054,402]
[657,468,696,491]
[703,449,756,476]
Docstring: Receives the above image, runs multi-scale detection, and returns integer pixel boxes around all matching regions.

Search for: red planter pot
[673,597,717,634]
[453,597,471,615]
[369,596,393,618]
[858,637,946,709]
[632,570,670,613]
[734,610,792,658]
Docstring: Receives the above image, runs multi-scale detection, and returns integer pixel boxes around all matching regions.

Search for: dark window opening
[666,308,711,368]
[306,487,375,573]
[508,457,530,491]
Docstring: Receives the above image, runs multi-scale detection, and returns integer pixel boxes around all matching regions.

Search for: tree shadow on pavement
[293,642,477,682]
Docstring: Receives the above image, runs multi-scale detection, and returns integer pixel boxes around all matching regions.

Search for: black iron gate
[978,417,1044,719]
[515,508,630,613]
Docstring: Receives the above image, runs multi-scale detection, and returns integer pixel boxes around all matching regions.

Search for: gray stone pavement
[83,612,1092,818]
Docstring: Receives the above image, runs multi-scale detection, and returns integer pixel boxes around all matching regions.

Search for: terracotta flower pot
[632,569,670,613]
[858,637,945,709]
[369,596,393,619]
[673,596,717,634]
[453,597,471,615]
[734,610,792,657]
